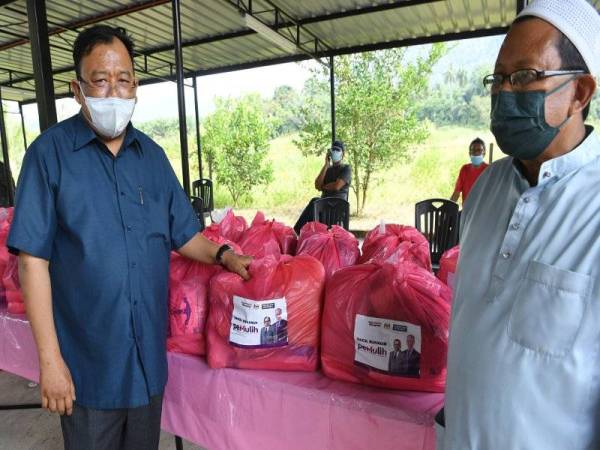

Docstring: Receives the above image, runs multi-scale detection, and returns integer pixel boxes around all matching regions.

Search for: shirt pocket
[139,185,171,252]
[507,260,590,358]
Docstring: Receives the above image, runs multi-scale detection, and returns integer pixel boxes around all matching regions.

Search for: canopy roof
[0,0,540,103]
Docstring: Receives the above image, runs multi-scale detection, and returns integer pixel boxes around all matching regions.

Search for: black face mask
[490,77,574,160]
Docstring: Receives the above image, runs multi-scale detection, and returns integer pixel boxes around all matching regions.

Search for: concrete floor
[0,371,203,450]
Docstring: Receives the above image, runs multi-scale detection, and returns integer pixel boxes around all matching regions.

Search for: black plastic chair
[190,196,206,231]
[313,197,350,230]
[192,179,214,213]
[415,199,459,270]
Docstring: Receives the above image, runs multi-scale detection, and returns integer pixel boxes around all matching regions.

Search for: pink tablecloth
[0,307,443,450]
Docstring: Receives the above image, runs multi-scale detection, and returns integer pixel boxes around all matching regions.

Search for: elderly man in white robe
[439,0,600,449]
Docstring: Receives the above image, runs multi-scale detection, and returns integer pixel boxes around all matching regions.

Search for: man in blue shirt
[7,25,251,450]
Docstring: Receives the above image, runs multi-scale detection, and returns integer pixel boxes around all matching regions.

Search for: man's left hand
[221,251,252,280]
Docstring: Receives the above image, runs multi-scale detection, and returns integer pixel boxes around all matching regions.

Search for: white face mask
[79,85,136,139]
[331,149,343,163]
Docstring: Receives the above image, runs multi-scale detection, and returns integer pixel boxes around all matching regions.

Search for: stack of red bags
[437,246,460,291]
[167,236,242,356]
[207,254,325,371]
[321,261,451,392]
[238,212,297,259]
[359,223,431,272]
[296,222,359,279]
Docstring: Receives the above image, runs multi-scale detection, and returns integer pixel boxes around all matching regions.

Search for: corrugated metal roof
[0,0,598,103]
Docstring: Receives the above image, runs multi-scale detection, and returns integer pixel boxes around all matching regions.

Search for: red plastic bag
[238,212,297,259]
[206,254,325,371]
[167,254,220,356]
[359,223,431,271]
[297,222,359,279]
[437,246,459,291]
[321,262,451,392]
[202,209,247,243]
[7,301,25,314]
[0,208,13,306]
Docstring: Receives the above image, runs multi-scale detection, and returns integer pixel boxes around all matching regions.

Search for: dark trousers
[294,197,319,235]
[60,395,163,450]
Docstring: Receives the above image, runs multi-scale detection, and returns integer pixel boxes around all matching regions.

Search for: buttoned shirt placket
[111,147,148,391]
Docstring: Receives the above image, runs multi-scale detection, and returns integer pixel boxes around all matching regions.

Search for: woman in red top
[450,138,488,205]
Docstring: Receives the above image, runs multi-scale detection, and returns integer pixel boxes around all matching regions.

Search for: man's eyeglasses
[482,69,586,91]
[78,77,137,97]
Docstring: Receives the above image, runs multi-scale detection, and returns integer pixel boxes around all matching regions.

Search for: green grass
[211,125,502,230]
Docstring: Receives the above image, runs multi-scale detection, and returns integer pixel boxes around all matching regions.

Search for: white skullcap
[517,0,600,76]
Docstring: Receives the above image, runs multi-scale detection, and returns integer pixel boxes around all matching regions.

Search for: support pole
[171,0,191,196]
[0,90,15,206]
[18,103,27,150]
[192,77,203,180]
[329,55,336,143]
[26,0,57,131]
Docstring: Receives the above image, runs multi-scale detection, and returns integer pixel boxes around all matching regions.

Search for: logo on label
[357,343,387,356]
[232,323,259,333]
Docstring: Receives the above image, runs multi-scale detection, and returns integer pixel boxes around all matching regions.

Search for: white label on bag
[354,314,422,377]
[229,296,288,348]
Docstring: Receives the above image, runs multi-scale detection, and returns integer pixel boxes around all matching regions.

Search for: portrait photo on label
[229,295,288,348]
[353,314,422,378]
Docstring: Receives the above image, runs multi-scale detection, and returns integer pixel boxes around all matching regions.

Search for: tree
[296,45,446,215]
[201,106,228,180]
[202,94,273,206]
[267,85,303,137]
[136,117,180,139]
[418,65,490,127]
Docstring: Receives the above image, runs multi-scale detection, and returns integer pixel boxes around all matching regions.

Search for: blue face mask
[331,150,343,163]
[470,155,484,166]
[490,77,574,160]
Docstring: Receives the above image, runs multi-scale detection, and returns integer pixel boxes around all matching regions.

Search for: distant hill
[405,34,505,85]
[436,35,505,73]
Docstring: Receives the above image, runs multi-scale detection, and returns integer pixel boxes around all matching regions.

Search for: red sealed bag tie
[238,212,297,258]
[297,222,359,280]
[321,262,451,392]
[202,209,247,243]
[359,223,431,271]
[206,254,325,371]
[437,245,460,291]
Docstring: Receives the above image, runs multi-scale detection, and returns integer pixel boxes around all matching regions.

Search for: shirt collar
[73,112,141,155]
[512,126,600,185]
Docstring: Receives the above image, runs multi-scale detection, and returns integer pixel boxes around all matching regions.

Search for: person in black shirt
[293,140,351,234]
